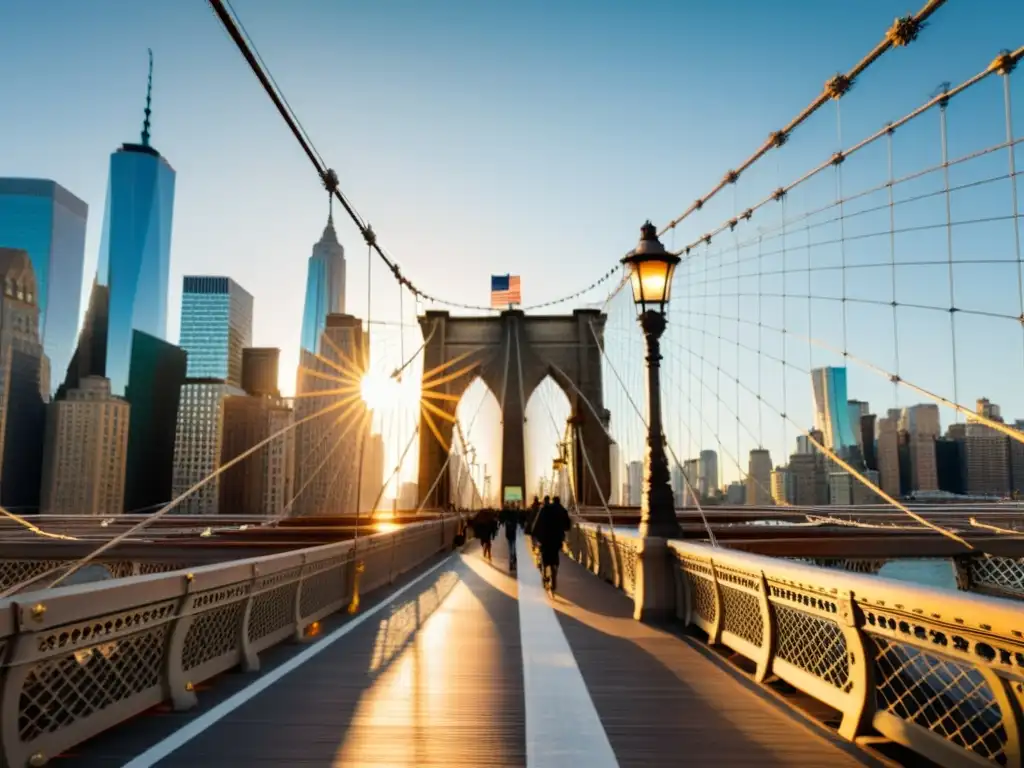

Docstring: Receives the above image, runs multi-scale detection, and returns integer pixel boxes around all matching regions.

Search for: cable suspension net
[600,43,1024,545]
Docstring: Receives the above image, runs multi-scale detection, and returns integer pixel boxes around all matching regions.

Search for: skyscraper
[0,178,88,387]
[699,449,718,497]
[299,214,346,355]
[746,448,773,505]
[179,276,253,387]
[360,432,386,512]
[124,330,186,513]
[294,314,368,516]
[0,249,48,510]
[810,367,859,455]
[172,378,244,515]
[99,51,176,395]
[40,376,129,516]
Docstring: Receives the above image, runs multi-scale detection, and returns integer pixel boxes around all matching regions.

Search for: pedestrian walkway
[75,536,878,767]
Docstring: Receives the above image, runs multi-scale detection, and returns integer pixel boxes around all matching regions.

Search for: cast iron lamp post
[621,221,683,540]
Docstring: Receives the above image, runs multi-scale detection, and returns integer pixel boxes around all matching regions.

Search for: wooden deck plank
[548,552,875,767]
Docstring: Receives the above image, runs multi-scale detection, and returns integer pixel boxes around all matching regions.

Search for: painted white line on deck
[517,536,619,768]
[124,554,455,768]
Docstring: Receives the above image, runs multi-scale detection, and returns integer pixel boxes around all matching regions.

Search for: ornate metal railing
[0,517,458,767]
[566,525,640,598]
[566,523,1024,768]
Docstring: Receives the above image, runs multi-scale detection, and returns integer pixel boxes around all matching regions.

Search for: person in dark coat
[473,509,497,561]
[499,505,519,571]
[533,495,571,594]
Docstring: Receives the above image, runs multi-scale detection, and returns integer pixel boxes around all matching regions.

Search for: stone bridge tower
[417,309,611,510]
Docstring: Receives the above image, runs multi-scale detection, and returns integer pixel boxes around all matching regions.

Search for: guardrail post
[1,618,38,768]
[673,552,689,623]
[632,537,674,622]
[836,596,873,741]
[292,554,309,643]
[982,669,1023,768]
[753,570,775,684]
[164,572,199,711]
[952,555,973,591]
[239,563,260,672]
[707,559,723,646]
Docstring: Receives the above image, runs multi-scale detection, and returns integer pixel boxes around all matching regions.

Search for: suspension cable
[660,0,945,237]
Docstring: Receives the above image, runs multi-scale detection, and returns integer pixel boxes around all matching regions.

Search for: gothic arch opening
[447,376,501,508]
[524,375,572,502]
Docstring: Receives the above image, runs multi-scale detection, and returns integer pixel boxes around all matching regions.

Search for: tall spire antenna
[141,49,154,147]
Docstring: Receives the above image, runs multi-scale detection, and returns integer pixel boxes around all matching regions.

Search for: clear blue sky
[2,0,1021,497]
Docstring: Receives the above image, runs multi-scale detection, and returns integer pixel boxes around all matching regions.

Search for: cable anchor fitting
[321,168,339,194]
[769,130,788,149]
[990,49,1018,76]
[362,224,376,247]
[826,74,852,100]
[887,15,921,47]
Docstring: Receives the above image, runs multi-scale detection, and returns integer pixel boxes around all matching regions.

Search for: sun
[364,370,415,411]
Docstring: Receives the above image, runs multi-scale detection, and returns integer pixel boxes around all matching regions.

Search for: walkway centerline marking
[516,536,619,768]
[123,554,455,768]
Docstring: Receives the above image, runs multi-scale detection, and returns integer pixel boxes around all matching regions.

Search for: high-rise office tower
[0,249,48,510]
[172,378,244,514]
[40,376,129,516]
[964,421,1010,496]
[360,432,386,512]
[626,460,643,506]
[0,179,87,387]
[294,314,368,516]
[124,330,186,513]
[608,442,621,506]
[899,404,940,492]
[699,450,718,497]
[788,453,820,506]
[847,400,869,453]
[99,52,176,395]
[746,448,773,505]
[810,367,859,456]
[241,347,280,398]
[876,415,901,497]
[861,413,877,471]
[220,395,295,518]
[299,214,346,355]
[770,466,793,506]
[179,276,253,387]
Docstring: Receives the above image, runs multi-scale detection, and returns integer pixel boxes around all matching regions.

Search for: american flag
[490,274,521,309]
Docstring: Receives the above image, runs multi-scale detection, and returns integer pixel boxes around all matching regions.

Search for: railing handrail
[0,520,442,637]
[667,538,1024,644]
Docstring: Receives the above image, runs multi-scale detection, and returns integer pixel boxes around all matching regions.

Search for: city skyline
[2,1,1023,506]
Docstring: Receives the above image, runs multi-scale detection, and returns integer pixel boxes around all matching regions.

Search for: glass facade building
[125,330,186,513]
[98,143,176,396]
[180,276,253,387]
[810,367,859,455]
[299,214,346,354]
[0,178,88,392]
